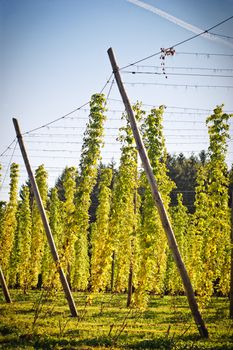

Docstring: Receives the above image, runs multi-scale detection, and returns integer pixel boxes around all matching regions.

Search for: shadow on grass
[0,333,113,349]
[127,337,174,349]
[1,333,233,350]
[127,335,233,350]
[0,324,20,336]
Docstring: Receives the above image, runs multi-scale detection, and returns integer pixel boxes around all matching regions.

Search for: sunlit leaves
[90,167,113,292]
[0,163,19,283]
[72,94,107,290]
[30,165,48,288]
[192,105,232,304]
[135,106,175,307]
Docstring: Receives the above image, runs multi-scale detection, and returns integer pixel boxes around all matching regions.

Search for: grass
[0,290,232,349]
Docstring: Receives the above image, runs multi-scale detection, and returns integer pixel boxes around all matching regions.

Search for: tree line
[0,94,232,308]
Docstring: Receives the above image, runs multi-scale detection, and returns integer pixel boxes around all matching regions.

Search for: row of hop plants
[0,94,232,308]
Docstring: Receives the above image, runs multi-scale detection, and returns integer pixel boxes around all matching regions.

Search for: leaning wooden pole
[107,47,208,338]
[230,189,233,319]
[0,264,12,303]
[12,118,78,317]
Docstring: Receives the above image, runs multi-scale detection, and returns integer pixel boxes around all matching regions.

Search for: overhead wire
[2,15,233,199]
[100,73,114,94]
[21,72,114,136]
[0,138,17,157]
[22,101,90,136]
[0,74,114,162]
[130,65,233,72]
[64,107,216,115]
[0,139,18,193]
[119,15,233,70]
[123,71,233,78]
[3,131,231,151]
[123,81,233,89]
[0,73,115,198]
[105,77,115,99]
[2,150,232,159]
[1,14,232,155]
[176,51,233,57]
[107,98,233,112]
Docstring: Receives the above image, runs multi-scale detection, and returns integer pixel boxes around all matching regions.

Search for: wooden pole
[12,118,78,317]
[127,255,133,307]
[0,264,11,303]
[230,189,233,319]
[107,47,208,338]
[111,251,115,292]
[127,191,137,307]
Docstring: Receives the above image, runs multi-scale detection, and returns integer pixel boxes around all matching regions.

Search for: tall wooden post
[107,47,208,338]
[127,251,133,307]
[12,118,78,317]
[111,251,115,292]
[0,265,11,303]
[127,191,137,307]
[230,189,233,318]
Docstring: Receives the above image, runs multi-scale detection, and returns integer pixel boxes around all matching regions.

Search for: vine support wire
[0,139,18,193]
[12,118,78,318]
[107,47,209,338]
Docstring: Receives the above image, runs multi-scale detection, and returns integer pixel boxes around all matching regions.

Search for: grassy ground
[0,290,232,349]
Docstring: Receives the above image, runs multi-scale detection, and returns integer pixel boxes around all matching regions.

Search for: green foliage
[73,93,107,290]
[166,193,189,294]
[17,185,32,292]
[207,105,231,158]
[135,106,175,306]
[42,187,63,289]
[141,105,166,173]
[110,104,142,293]
[90,167,113,292]
[0,163,19,283]
[0,101,231,312]
[61,166,77,279]
[0,201,6,243]
[191,105,232,304]
[30,165,48,288]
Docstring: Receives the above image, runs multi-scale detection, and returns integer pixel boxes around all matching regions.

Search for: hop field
[1,100,233,348]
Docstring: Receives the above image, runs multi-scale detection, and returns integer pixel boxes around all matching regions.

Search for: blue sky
[1,0,233,199]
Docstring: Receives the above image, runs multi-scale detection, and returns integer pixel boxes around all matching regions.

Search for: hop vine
[72,93,107,290]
